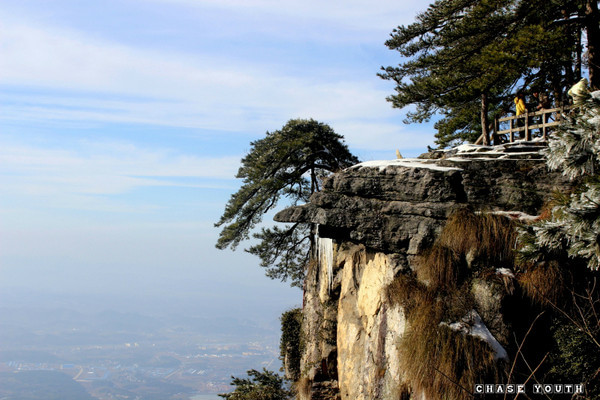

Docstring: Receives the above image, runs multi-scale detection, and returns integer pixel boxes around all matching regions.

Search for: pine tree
[219,369,292,400]
[380,0,599,148]
[516,91,600,396]
[520,91,600,270]
[215,119,359,287]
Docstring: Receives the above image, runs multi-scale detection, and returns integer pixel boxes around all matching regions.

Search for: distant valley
[0,297,285,400]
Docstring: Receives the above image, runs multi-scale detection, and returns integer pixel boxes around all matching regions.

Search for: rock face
[275,144,572,400]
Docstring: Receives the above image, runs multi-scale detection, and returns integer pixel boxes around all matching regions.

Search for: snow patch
[496,268,515,279]
[442,310,508,360]
[445,157,504,162]
[456,141,546,154]
[455,144,494,152]
[485,210,540,222]
[350,158,462,172]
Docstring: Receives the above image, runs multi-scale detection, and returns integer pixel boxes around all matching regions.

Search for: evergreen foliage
[517,92,600,395]
[380,0,600,147]
[219,369,293,400]
[520,92,600,270]
[547,320,600,397]
[215,119,358,287]
[280,308,303,381]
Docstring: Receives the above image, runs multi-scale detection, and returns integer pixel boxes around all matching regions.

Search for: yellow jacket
[514,96,526,116]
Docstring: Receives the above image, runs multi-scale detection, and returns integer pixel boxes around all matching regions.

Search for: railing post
[493,115,499,145]
[543,110,547,140]
[525,111,530,141]
[510,117,515,142]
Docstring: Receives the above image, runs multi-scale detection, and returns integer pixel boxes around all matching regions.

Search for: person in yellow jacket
[514,91,526,116]
[514,91,526,131]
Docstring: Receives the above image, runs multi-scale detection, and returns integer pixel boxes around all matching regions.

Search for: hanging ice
[317,234,334,292]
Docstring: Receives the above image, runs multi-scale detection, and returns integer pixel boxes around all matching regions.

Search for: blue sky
[0,1,432,321]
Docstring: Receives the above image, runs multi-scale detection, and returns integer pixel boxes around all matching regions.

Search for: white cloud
[0,21,256,98]
[148,0,423,33]
[0,13,420,149]
[334,121,435,152]
[0,140,240,197]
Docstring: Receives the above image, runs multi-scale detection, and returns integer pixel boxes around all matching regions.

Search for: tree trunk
[586,0,600,89]
[551,76,563,107]
[563,10,576,88]
[310,167,318,259]
[480,92,490,146]
[576,28,582,80]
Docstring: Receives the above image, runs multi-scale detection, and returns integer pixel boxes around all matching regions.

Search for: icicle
[316,229,334,292]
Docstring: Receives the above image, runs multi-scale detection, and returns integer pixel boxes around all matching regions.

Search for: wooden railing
[475,106,570,145]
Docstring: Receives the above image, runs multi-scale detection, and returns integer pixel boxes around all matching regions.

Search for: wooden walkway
[475,106,570,145]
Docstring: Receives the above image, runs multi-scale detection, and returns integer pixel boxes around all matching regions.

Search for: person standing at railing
[533,92,551,113]
[514,91,526,133]
[533,91,552,134]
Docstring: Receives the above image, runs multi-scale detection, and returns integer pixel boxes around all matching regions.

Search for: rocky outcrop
[275,143,572,400]
[276,143,569,256]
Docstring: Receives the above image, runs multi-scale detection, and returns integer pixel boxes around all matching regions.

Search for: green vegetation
[516,93,600,397]
[520,93,600,270]
[219,368,293,400]
[215,119,358,287]
[547,321,600,394]
[380,0,600,147]
[279,308,303,381]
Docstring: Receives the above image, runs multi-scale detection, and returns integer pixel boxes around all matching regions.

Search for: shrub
[280,308,303,381]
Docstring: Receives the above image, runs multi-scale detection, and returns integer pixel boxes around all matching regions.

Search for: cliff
[275,142,574,400]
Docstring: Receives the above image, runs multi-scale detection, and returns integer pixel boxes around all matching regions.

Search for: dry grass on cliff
[415,209,517,292]
[518,261,564,305]
[438,209,517,266]
[295,377,311,399]
[387,209,516,399]
[416,244,462,291]
[387,273,430,315]
[414,209,518,293]
[400,321,503,400]
[389,277,505,400]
